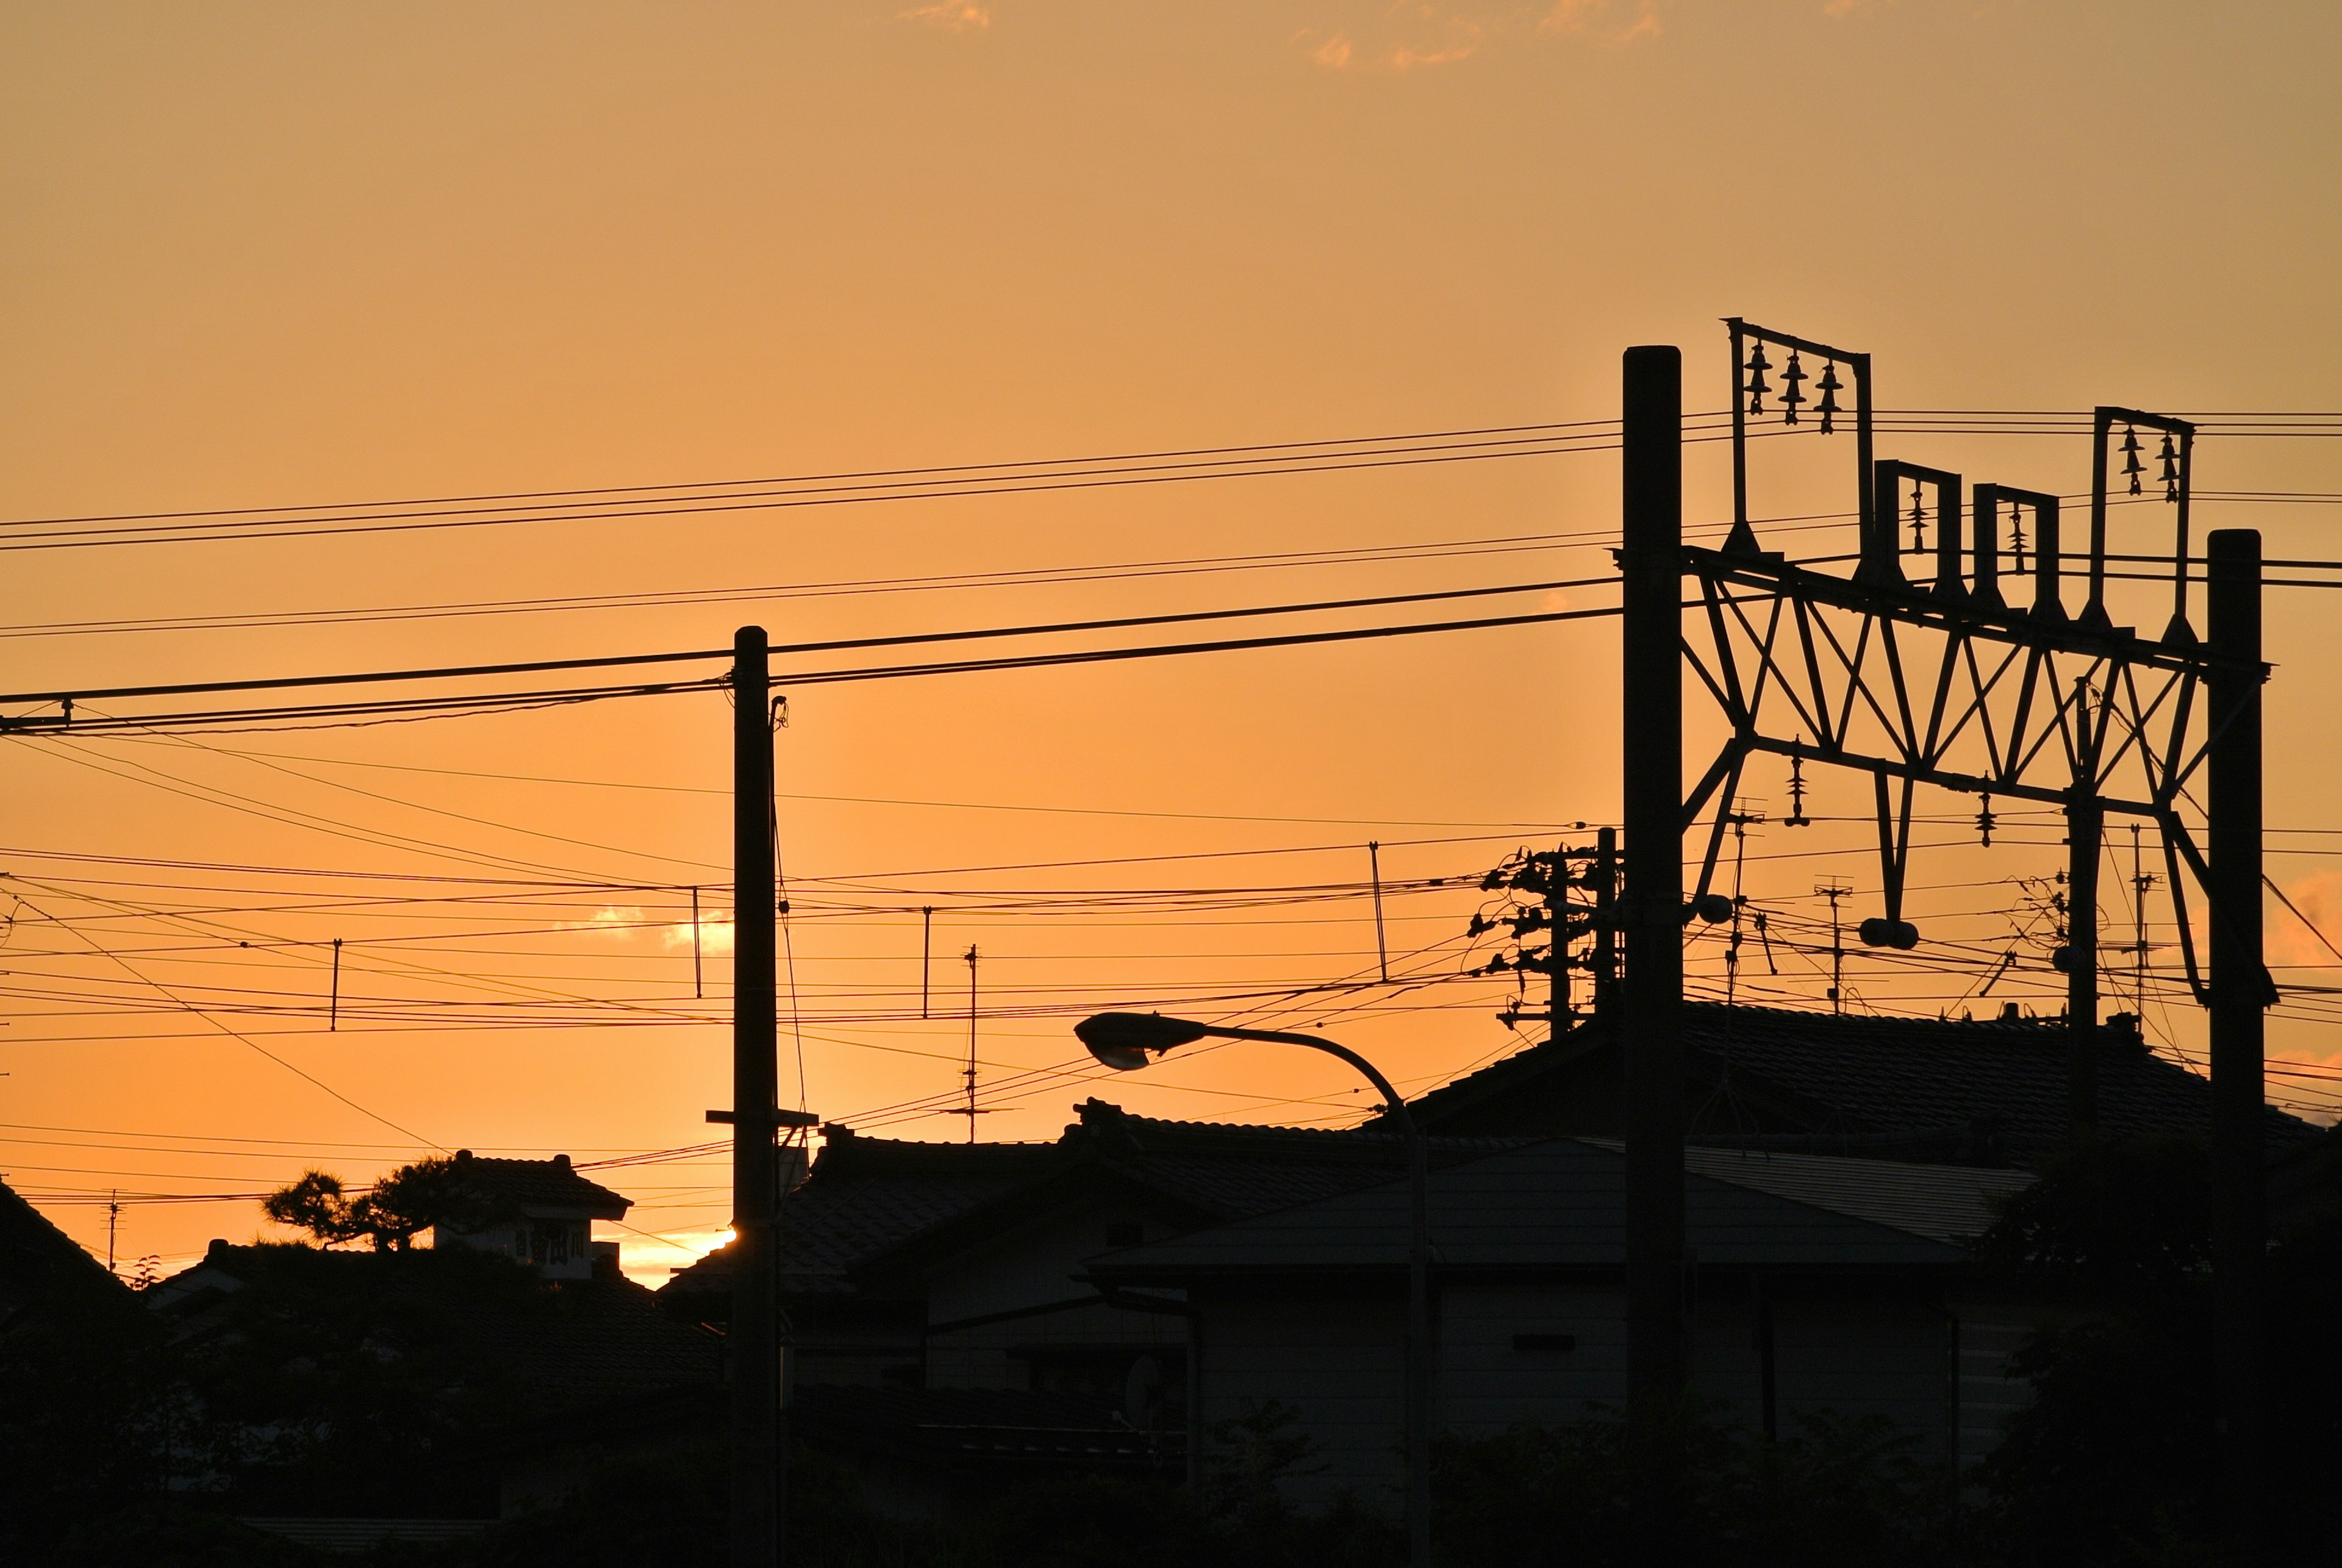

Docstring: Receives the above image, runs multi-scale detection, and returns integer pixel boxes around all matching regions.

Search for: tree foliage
[263,1158,507,1251]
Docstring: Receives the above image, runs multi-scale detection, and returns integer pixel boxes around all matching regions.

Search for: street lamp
[1074,1012,1433,1568]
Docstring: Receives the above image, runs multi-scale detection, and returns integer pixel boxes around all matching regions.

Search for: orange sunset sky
[4,1,2339,1283]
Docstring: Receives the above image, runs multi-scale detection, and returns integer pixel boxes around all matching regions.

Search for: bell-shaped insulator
[2008,503,2029,573]
[1814,360,1842,434]
[1779,350,1807,424]
[1744,342,1771,414]
[1910,482,1927,551]
[2121,425,2144,495]
[2158,433,2181,501]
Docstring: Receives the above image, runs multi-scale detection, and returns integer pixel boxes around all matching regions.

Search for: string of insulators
[2158,433,2181,502]
[1784,749,1810,827]
[2121,424,2145,496]
[1976,792,1995,848]
[1815,360,1841,434]
[1779,349,1807,424]
[1910,481,1927,552]
[1743,341,1771,415]
[2008,500,2029,573]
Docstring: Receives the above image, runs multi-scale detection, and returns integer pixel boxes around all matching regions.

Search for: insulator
[1779,349,1807,425]
[2121,425,2144,496]
[2158,433,2180,501]
[1976,792,1995,848]
[1815,360,1842,434]
[2009,503,2029,573]
[1910,481,1927,551]
[1744,342,1771,415]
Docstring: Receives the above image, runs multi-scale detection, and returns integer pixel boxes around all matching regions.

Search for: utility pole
[1593,826,1619,1014]
[730,626,781,1568]
[2207,530,2266,1541]
[2066,774,2102,1136]
[1620,345,1687,1464]
[1545,845,1570,1037]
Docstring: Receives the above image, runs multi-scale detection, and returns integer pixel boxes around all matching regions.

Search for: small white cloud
[664,911,735,956]
[560,906,648,940]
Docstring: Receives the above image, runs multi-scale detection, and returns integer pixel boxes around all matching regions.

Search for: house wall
[926,1297,1187,1399]
[1949,1292,2051,1470]
[922,1201,1190,1395]
[1194,1274,1982,1512]
[925,1200,1169,1327]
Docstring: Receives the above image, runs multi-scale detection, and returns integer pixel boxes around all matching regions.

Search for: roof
[0,1175,136,1326]
[663,1128,1065,1297]
[661,1103,1526,1300]
[149,1242,717,1404]
[446,1150,631,1219]
[1394,1001,2321,1164]
[1639,1142,2031,1245]
[1087,1139,1972,1282]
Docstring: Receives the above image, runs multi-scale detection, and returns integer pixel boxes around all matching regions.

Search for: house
[431,1149,633,1281]
[0,1173,138,1330]
[659,1101,1527,1503]
[1386,1001,2322,1165]
[1083,1137,2042,1508]
[145,1156,721,1534]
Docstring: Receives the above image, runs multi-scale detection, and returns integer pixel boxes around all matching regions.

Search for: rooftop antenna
[953,944,992,1142]
[1724,799,1764,1004]
[2130,821,2159,1017]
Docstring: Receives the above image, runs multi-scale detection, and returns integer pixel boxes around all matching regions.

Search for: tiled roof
[1631,1142,2032,1245]
[448,1151,631,1217]
[1397,1001,2320,1164]
[1088,1139,1969,1280]
[661,1103,1524,1300]
[665,1131,1064,1296]
[0,1175,134,1323]
[149,1243,716,1403]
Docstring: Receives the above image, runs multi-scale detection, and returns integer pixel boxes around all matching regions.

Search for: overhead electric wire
[6,406,2337,556]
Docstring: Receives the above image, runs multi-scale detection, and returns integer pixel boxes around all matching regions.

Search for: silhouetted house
[1385,1001,2322,1165]
[146,1156,719,1536]
[1084,1137,2040,1507]
[0,1175,137,1330]
[432,1148,633,1281]
[660,1101,1524,1503]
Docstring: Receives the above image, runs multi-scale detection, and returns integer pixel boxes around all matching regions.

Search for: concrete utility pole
[731,625,781,1568]
[2206,531,2266,1539]
[2066,784,2102,1136]
[1620,346,1686,1432]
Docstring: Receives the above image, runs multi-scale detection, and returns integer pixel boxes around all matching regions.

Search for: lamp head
[1075,1012,1211,1071]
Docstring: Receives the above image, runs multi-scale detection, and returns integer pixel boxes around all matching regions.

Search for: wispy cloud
[1303,3,1659,72]
[1540,0,1662,44]
[2271,872,2342,968]
[902,1,991,33]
